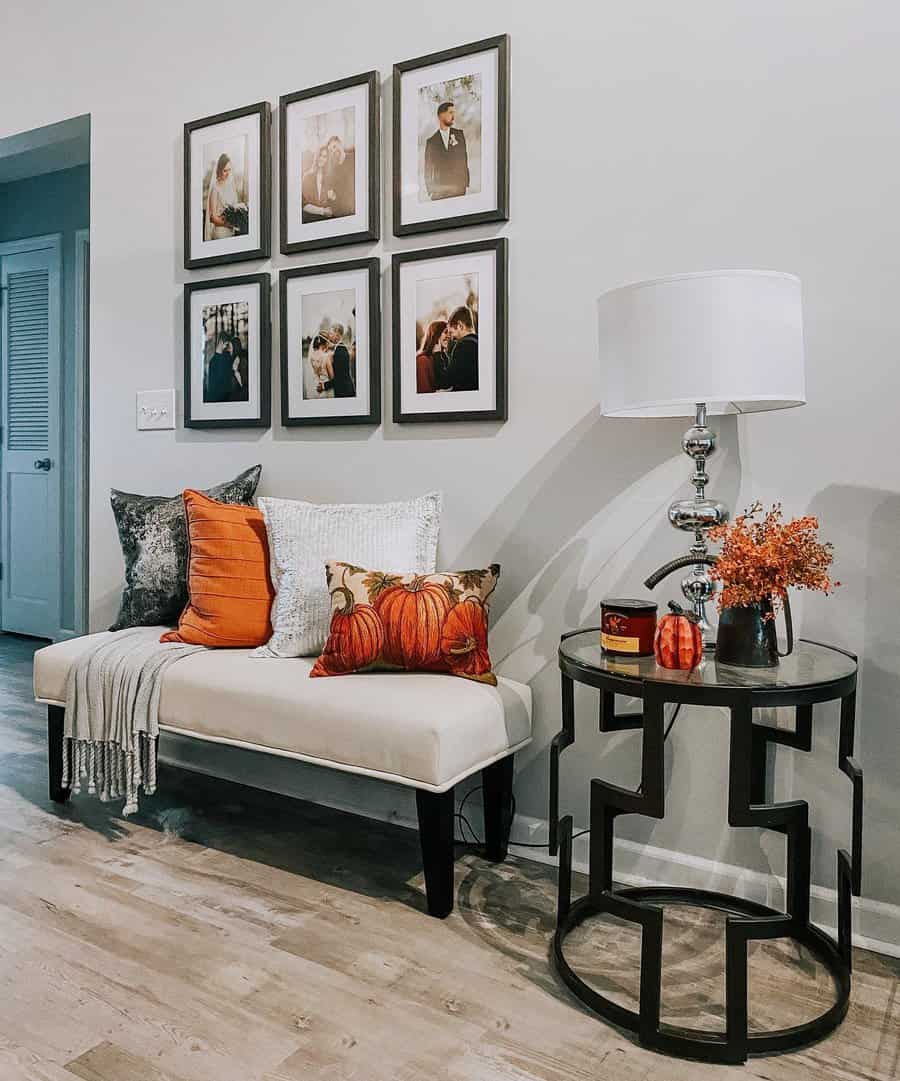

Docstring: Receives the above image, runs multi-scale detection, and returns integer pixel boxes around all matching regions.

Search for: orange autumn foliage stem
[709,502,839,617]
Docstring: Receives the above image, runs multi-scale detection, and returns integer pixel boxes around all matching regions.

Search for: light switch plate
[136,389,176,430]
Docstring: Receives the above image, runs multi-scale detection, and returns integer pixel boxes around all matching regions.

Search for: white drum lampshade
[598,270,806,419]
[596,269,806,647]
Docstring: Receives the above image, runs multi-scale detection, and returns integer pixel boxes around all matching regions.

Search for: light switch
[136,389,176,431]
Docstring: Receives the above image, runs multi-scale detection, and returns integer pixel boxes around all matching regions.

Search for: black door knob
[33,458,52,471]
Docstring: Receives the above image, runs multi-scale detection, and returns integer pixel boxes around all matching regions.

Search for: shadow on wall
[456,407,744,839]
[789,484,900,907]
[458,404,687,626]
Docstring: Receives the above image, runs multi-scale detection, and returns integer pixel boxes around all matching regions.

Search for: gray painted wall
[1,2,897,937]
[0,164,90,635]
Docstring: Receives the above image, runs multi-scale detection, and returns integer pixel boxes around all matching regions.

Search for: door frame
[0,232,66,639]
[71,228,89,638]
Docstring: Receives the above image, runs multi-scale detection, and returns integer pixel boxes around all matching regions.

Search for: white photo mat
[398,249,497,416]
[284,267,372,420]
[284,82,370,247]
[189,112,262,260]
[189,282,262,422]
[399,47,499,228]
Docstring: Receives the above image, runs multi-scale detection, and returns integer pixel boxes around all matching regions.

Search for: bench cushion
[33,632,532,792]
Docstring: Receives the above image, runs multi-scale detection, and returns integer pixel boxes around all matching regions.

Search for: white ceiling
[0,115,90,185]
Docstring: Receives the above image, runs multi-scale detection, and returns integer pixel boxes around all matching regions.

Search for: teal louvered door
[1,243,61,638]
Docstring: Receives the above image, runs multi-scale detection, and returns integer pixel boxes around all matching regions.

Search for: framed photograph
[184,101,271,269]
[280,72,380,255]
[280,258,381,427]
[393,34,509,237]
[392,237,507,423]
[184,274,271,429]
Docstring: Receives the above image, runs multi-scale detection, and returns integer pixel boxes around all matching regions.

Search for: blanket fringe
[62,733,158,816]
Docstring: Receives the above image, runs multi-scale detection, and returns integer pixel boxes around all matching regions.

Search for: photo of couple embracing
[305,324,356,400]
[300,285,359,402]
[416,304,478,394]
[301,108,356,224]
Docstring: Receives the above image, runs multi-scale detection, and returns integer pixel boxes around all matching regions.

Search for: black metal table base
[551,633,862,1065]
[553,887,850,1065]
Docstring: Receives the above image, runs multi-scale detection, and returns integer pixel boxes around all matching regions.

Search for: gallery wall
[2,1,899,946]
[0,164,90,635]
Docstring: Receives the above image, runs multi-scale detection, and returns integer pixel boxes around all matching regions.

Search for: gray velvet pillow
[109,465,262,631]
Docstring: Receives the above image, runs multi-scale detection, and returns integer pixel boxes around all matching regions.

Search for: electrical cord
[455,810,481,846]
[454,783,484,846]
[454,791,590,848]
[453,702,683,848]
[454,782,484,845]
[507,795,592,847]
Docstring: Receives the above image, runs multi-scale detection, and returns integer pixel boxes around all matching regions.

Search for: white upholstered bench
[33,631,532,917]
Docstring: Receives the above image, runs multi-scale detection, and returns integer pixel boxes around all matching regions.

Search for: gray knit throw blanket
[62,627,205,815]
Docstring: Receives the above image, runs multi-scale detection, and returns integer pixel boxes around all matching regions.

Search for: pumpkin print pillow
[310,562,500,684]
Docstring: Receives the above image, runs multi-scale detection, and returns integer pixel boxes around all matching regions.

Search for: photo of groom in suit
[445,305,479,391]
[423,102,470,201]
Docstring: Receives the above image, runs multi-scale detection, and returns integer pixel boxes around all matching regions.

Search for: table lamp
[597,270,806,646]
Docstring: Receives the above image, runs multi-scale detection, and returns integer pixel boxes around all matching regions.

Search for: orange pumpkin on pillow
[441,598,493,679]
[375,576,455,668]
[313,582,384,675]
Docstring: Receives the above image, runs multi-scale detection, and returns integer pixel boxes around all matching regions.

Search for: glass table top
[559,631,857,690]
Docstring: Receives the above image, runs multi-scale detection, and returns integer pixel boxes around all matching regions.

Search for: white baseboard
[509,812,900,959]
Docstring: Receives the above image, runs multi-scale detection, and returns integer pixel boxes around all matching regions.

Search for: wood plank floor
[1,633,898,1081]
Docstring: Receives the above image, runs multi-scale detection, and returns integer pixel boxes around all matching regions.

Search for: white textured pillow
[254,492,441,658]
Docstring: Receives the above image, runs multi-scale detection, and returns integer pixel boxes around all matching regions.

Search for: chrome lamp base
[644,403,727,649]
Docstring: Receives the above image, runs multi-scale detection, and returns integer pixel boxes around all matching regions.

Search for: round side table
[550,630,862,1065]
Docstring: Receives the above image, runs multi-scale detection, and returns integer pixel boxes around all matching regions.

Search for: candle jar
[600,599,658,657]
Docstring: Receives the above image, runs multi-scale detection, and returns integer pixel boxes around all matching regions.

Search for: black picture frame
[280,71,381,255]
[183,101,271,270]
[183,273,271,429]
[393,34,510,237]
[392,237,507,423]
[279,258,381,427]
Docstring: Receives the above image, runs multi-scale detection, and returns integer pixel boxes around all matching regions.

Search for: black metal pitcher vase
[715,594,793,668]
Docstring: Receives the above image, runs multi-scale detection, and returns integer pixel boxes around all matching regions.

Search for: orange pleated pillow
[161,489,274,647]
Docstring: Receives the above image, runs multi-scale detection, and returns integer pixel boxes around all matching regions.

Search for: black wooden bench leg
[415,786,455,918]
[48,705,71,804]
[482,755,515,863]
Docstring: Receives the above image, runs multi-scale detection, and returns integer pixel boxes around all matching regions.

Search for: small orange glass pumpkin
[654,602,703,671]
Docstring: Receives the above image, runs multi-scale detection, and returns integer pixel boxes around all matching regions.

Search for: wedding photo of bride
[202,135,249,241]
